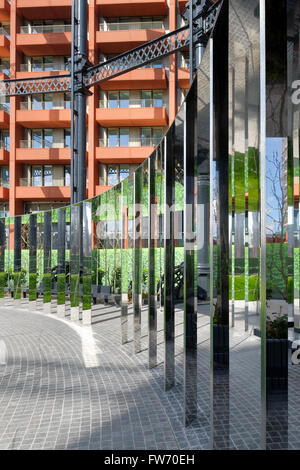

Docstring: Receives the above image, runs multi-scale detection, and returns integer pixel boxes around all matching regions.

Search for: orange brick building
[0,0,189,217]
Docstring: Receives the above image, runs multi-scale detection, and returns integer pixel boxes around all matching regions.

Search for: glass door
[119,128,129,147]
[32,166,42,186]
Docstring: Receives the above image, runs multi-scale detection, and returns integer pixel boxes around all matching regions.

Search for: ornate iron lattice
[0,74,71,97]
[84,26,190,88]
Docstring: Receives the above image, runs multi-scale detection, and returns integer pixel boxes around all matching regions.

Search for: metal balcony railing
[20,101,71,110]
[0,140,9,150]
[19,140,69,149]
[0,103,9,112]
[20,24,72,34]
[0,178,9,188]
[99,98,165,109]
[99,21,164,31]
[99,137,162,147]
[0,27,10,38]
[20,63,66,72]
[19,177,70,187]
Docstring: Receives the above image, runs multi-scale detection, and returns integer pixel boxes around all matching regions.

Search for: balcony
[0,0,10,22]
[17,141,71,164]
[0,183,8,200]
[96,0,168,17]
[16,106,71,127]
[96,22,165,54]
[0,141,9,163]
[18,62,67,79]
[0,103,9,129]
[20,62,66,73]
[100,66,167,90]
[17,24,71,56]
[15,184,71,201]
[96,101,168,127]
[96,137,160,164]
[0,28,10,57]
[17,1,71,20]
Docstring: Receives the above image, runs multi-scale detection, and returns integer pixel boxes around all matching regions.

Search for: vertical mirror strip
[57,208,66,317]
[133,167,142,353]
[164,128,175,391]
[43,211,52,313]
[29,214,37,306]
[148,153,157,368]
[70,204,80,321]
[184,79,198,425]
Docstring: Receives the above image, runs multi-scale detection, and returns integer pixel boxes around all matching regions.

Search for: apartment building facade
[0,0,189,218]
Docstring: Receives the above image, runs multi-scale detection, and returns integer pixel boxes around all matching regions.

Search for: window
[108,128,118,147]
[1,166,9,188]
[0,131,9,150]
[107,91,129,108]
[64,165,71,186]
[32,166,42,186]
[105,164,130,186]
[44,165,53,186]
[107,165,118,186]
[64,129,71,148]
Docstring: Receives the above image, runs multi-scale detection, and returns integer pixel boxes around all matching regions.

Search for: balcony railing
[19,140,69,149]
[0,140,9,150]
[99,99,165,109]
[20,24,72,34]
[99,21,164,31]
[20,101,71,110]
[0,27,10,38]
[20,63,66,72]
[0,103,9,113]
[0,179,9,188]
[99,137,162,147]
[19,178,70,187]
[0,67,10,76]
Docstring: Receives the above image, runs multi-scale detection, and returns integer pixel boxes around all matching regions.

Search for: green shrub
[82,274,92,311]
[29,273,37,301]
[43,273,51,303]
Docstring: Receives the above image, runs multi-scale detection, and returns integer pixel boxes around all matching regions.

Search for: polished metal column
[121,178,129,344]
[43,211,52,313]
[29,214,37,306]
[14,217,22,303]
[210,0,229,449]
[0,218,6,301]
[133,167,142,353]
[164,129,175,391]
[148,153,157,368]
[57,208,66,317]
[184,79,198,425]
[261,0,288,450]
[82,201,92,325]
[70,204,81,321]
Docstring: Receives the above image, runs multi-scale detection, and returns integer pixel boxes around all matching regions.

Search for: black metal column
[77,0,87,203]
[148,153,157,369]
[184,80,198,425]
[164,129,175,391]
[210,0,229,449]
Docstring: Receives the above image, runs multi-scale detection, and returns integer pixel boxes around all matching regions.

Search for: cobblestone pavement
[0,301,299,450]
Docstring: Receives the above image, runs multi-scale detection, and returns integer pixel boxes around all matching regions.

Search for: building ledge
[16,148,72,164]
[96,146,155,164]
[96,29,164,54]
[0,33,10,57]
[100,68,167,90]
[96,106,168,127]
[0,149,9,163]
[15,185,71,201]
[0,0,10,22]
[16,109,71,128]
[16,32,71,56]
[0,110,9,129]
[96,0,168,17]
[0,186,9,200]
